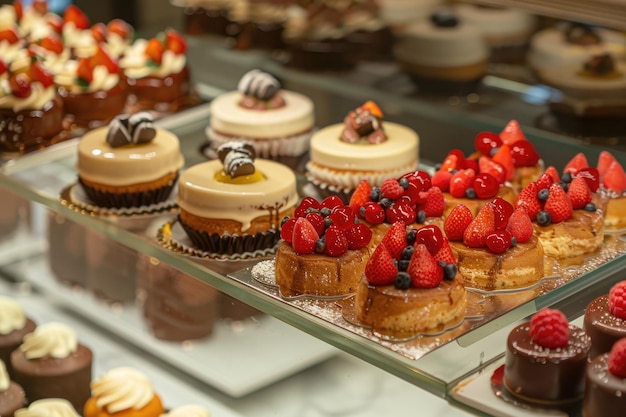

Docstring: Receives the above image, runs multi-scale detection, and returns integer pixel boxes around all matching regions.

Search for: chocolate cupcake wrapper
[78,176,178,209]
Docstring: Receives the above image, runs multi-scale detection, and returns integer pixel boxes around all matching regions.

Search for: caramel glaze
[275,241,370,297]
[583,295,626,359]
[503,323,591,405]
[354,274,466,338]
[583,353,626,417]
[450,236,544,291]
[59,82,128,129]
[0,94,64,153]
[534,209,604,259]
[124,66,191,112]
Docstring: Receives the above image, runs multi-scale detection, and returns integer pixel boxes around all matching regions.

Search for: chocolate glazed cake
[0,360,26,417]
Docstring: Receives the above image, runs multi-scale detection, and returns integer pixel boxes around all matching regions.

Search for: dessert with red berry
[584,337,626,417]
[597,150,626,230]
[275,195,372,298]
[584,280,626,359]
[354,222,466,338]
[306,100,419,202]
[61,4,96,59]
[120,29,191,112]
[0,26,25,63]
[503,307,591,405]
[444,198,544,291]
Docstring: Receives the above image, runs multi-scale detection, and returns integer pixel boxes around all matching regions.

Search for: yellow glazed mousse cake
[76,112,184,209]
[206,69,314,168]
[354,222,465,338]
[307,101,419,200]
[275,195,372,298]
[177,142,298,255]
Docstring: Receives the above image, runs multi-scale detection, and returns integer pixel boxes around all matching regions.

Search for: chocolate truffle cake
[584,281,626,359]
[583,338,626,417]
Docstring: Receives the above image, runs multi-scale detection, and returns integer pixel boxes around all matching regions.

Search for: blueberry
[395,272,412,289]
[306,207,320,214]
[399,177,409,190]
[324,217,332,229]
[538,188,549,201]
[434,163,442,171]
[280,216,290,226]
[584,202,597,212]
[359,206,366,218]
[406,229,417,245]
[536,210,552,226]
[430,10,459,28]
[315,237,326,253]
[511,236,517,246]
[466,188,476,199]
[489,147,500,157]
[401,245,415,260]
[417,210,427,224]
[380,198,393,208]
[561,172,573,183]
[398,259,410,272]
[443,264,457,280]
[559,181,569,192]
[320,207,331,217]
[370,187,381,202]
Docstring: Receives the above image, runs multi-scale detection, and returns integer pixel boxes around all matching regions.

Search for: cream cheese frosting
[0,297,27,335]
[20,322,77,360]
[161,405,211,417]
[176,159,298,231]
[209,90,314,139]
[120,39,186,79]
[15,399,80,417]
[91,367,155,413]
[77,127,184,186]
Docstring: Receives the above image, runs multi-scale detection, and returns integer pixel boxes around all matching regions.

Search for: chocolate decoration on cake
[341,101,387,144]
[238,69,280,101]
[430,10,459,28]
[565,23,601,46]
[106,112,156,147]
[217,142,256,178]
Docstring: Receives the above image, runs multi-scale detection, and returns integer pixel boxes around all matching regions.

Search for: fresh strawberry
[515,182,541,220]
[0,28,19,44]
[291,217,318,254]
[473,172,499,199]
[8,73,31,98]
[499,119,527,145]
[91,44,118,74]
[608,338,626,378]
[380,178,404,200]
[294,196,321,218]
[344,223,372,250]
[432,237,456,266]
[603,160,626,193]
[365,244,397,285]
[414,224,445,254]
[165,29,187,54]
[563,152,589,175]
[324,225,348,257]
[449,169,475,198]
[529,308,570,349]
[478,156,506,184]
[76,57,93,83]
[385,200,416,226]
[431,170,452,192]
[29,61,54,88]
[145,38,164,65]
[444,204,473,241]
[407,244,443,288]
[463,204,495,248]
[474,131,502,156]
[492,145,515,181]
[91,22,108,43]
[349,179,371,215]
[360,201,385,225]
[544,183,573,223]
[40,34,64,54]
[567,177,592,210]
[304,212,325,236]
[108,19,132,40]
[486,230,512,254]
[13,1,23,21]
[419,187,445,217]
[439,152,462,173]
[381,221,408,259]
[598,150,617,178]
[63,5,90,30]
[491,197,514,230]
[510,140,539,167]
[535,172,555,191]
[608,281,626,320]
[321,195,344,210]
[280,217,296,243]
[575,167,600,192]
[544,166,560,184]
[506,207,534,243]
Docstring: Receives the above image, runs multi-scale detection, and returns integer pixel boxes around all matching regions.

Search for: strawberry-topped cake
[354,222,466,338]
[29,33,68,75]
[515,164,604,259]
[597,150,626,230]
[55,44,127,128]
[120,29,191,112]
[90,19,134,59]
[275,195,373,298]
[503,308,591,405]
[61,5,95,59]
[444,198,544,291]
[584,337,626,417]
[584,280,626,359]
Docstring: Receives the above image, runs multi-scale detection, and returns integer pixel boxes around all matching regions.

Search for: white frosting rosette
[19,322,78,360]
[15,399,80,417]
[91,367,156,413]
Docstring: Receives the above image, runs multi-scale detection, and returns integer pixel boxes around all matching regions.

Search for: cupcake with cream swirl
[0,297,36,375]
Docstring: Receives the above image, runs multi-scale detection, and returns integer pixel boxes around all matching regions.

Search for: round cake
[503,308,591,405]
[307,101,419,200]
[0,359,25,417]
[177,142,298,255]
[76,112,184,209]
[0,297,36,376]
[206,69,314,168]
[584,281,626,359]
[583,339,626,417]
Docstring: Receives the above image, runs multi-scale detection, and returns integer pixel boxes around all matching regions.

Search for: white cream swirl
[30,44,70,75]
[55,60,119,93]
[19,322,78,360]
[14,399,80,417]
[0,296,27,335]
[120,39,186,79]
[63,22,97,59]
[0,360,9,391]
[91,367,155,413]
[161,405,211,417]
[0,82,56,112]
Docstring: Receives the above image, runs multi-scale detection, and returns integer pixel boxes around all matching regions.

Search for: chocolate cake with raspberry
[584,338,626,417]
[584,281,626,359]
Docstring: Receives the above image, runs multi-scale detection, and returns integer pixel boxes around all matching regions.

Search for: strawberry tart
[354,222,466,338]
[503,308,591,405]
[597,151,626,230]
[206,69,315,168]
[275,195,372,298]
[584,338,626,417]
[584,281,626,359]
[306,101,419,201]
[444,198,544,291]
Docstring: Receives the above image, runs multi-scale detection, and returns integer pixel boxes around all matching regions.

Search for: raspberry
[380,178,404,200]
[609,281,626,319]
[419,187,445,217]
[608,338,626,378]
[529,308,570,349]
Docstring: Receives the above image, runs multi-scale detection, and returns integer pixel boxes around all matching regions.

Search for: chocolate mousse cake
[0,360,26,417]
[584,281,626,359]
[583,338,626,417]
[0,297,36,376]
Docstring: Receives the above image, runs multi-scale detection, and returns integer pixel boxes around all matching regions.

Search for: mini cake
[393,11,489,95]
[61,5,95,59]
[177,142,298,255]
[83,367,164,417]
[0,297,36,376]
[206,69,315,169]
[233,0,289,51]
[583,338,626,417]
[76,112,184,209]
[55,44,127,129]
[11,322,93,411]
[444,200,544,291]
[95,19,134,59]
[15,399,81,417]
[584,281,626,359]
[29,33,70,76]
[354,222,465,338]
[137,255,219,341]
[275,195,372,297]
[503,308,591,405]
[161,404,211,417]
[597,151,626,230]
[306,100,419,201]
[0,360,26,417]
[378,0,443,33]
[120,30,191,112]
[0,59,64,153]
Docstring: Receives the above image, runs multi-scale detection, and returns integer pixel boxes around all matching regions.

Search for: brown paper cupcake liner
[78,175,178,209]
